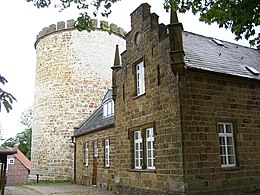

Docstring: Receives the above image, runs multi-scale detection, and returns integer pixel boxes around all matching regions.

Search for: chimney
[14,144,19,151]
[167,4,185,76]
[111,45,121,102]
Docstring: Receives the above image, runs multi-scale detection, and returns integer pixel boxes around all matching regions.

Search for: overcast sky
[0,0,251,141]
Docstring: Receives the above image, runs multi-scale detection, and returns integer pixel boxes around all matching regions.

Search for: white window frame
[218,122,236,168]
[85,143,88,166]
[105,139,110,167]
[94,141,98,157]
[146,128,155,169]
[136,61,145,96]
[134,131,143,169]
[103,100,114,118]
[8,158,14,165]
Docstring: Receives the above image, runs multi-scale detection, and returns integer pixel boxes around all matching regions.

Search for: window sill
[133,93,146,99]
[220,166,240,171]
[128,169,156,173]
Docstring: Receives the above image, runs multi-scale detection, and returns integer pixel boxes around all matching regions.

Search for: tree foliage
[0,75,16,113]
[2,128,32,160]
[27,0,260,46]
[164,0,260,46]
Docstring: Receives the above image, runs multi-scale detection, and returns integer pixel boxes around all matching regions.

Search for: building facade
[74,90,115,188]
[31,20,125,180]
[6,145,31,186]
[74,3,260,194]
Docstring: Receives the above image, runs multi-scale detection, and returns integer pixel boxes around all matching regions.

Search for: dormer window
[103,99,114,118]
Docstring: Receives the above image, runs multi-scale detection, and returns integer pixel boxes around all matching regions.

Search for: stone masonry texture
[112,4,185,194]
[181,72,260,193]
[75,3,260,195]
[31,21,125,181]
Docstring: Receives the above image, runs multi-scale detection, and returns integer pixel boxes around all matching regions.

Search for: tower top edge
[35,19,126,47]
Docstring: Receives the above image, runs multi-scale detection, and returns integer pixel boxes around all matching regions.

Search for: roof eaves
[74,122,114,138]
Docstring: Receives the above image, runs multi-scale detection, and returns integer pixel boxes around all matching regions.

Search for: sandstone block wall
[75,127,115,187]
[31,20,125,180]
[113,4,185,194]
[181,72,260,193]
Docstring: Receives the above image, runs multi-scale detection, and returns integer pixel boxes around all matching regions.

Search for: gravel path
[5,183,116,195]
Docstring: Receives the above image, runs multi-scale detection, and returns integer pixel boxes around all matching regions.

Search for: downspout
[71,136,76,182]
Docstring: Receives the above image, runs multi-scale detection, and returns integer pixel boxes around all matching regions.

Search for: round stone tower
[30,19,126,180]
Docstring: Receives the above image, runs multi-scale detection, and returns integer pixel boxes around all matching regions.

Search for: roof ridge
[182,30,255,50]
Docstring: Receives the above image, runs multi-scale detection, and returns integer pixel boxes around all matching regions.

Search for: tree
[2,129,32,160]
[1,107,32,160]
[0,75,16,113]
[26,0,259,46]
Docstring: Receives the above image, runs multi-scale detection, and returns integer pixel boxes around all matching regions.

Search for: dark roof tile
[183,32,260,80]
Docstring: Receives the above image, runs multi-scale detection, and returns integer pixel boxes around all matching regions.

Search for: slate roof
[74,89,114,137]
[183,31,260,80]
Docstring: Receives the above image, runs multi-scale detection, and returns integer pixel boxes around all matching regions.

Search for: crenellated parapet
[35,19,126,47]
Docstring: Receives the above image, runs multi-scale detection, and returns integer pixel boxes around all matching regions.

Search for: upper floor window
[8,158,14,165]
[136,61,145,96]
[218,122,236,168]
[104,139,110,167]
[103,100,114,118]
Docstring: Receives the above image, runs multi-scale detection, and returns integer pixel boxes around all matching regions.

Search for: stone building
[74,3,260,194]
[31,19,125,180]
[74,89,115,187]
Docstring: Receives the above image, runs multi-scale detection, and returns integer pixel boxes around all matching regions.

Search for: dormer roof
[74,89,114,137]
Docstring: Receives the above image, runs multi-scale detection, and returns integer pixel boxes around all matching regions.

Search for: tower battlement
[35,19,126,47]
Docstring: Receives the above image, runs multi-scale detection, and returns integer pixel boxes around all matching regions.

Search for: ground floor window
[133,127,155,170]
[104,139,110,167]
[85,143,88,166]
[218,122,236,168]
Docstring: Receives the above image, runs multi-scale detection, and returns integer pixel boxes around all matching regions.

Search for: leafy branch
[27,0,260,46]
[0,75,17,113]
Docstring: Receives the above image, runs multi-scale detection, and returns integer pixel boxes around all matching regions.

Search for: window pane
[220,146,226,155]
[221,156,226,165]
[227,146,234,154]
[135,151,139,158]
[227,137,233,145]
[147,150,152,158]
[226,124,232,133]
[219,137,225,145]
[136,62,145,95]
[135,159,139,167]
[228,156,235,164]
[147,141,151,149]
[218,124,224,133]
[108,102,111,115]
[148,159,151,167]
[135,132,138,140]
